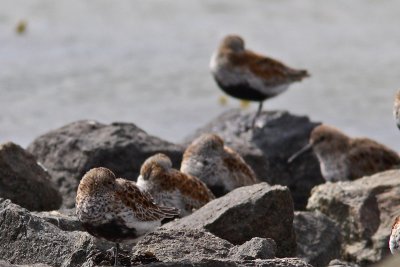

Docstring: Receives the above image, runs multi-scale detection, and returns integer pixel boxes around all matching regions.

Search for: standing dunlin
[136,153,215,217]
[390,216,400,254]
[210,34,309,127]
[76,167,179,266]
[180,133,258,197]
[393,90,400,129]
[288,124,400,182]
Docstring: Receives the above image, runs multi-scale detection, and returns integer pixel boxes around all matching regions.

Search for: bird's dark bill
[287,143,313,163]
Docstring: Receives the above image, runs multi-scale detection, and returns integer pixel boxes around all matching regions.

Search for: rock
[293,211,341,267]
[32,208,82,232]
[164,182,296,257]
[82,247,133,267]
[0,260,51,267]
[374,255,400,267]
[132,228,233,262]
[182,109,323,210]
[27,120,184,208]
[0,142,61,211]
[0,198,111,267]
[134,258,313,267]
[228,237,276,260]
[132,228,311,267]
[307,170,400,265]
[294,211,341,267]
[327,259,361,267]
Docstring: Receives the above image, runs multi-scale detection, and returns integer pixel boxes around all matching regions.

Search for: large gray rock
[32,208,82,232]
[0,260,51,267]
[228,237,277,260]
[132,228,233,262]
[134,258,314,267]
[307,170,400,265]
[132,228,311,267]
[294,211,341,267]
[373,255,400,267]
[183,109,323,210]
[327,259,361,267]
[0,142,61,211]
[0,198,110,267]
[27,120,184,208]
[164,182,296,258]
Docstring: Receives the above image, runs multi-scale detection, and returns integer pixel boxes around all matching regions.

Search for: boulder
[374,255,400,267]
[164,182,296,257]
[228,237,276,260]
[132,228,311,267]
[182,109,323,210]
[132,258,313,267]
[132,228,233,262]
[0,260,51,267]
[307,170,400,265]
[32,208,82,232]
[0,142,61,211]
[327,259,361,267]
[0,198,111,267]
[27,120,184,208]
[294,211,341,267]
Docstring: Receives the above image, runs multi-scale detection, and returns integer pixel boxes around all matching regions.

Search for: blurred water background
[1,0,400,150]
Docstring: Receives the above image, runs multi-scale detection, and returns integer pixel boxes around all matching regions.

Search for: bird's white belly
[211,57,289,97]
[390,229,400,254]
[319,155,349,182]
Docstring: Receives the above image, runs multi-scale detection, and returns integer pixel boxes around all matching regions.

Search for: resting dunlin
[136,153,215,217]
[393,90,400,129]
[288,124,400,182]
[180,133,258,197]
[390,216,400,254]
[210,34,309,128]
[76,167,179,266]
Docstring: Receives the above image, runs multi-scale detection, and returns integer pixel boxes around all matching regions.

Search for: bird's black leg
[114,243,120,266]
[251,101,263,129]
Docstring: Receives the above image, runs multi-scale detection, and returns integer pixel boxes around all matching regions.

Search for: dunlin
[210,34,309,127]
[393,90,400,129]
[288,124,400,182]
[76,167,179,265]
[180,133,258,197]
[390,216,400,254]
[136,153,215,217]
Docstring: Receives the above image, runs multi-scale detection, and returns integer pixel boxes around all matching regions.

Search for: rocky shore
[0,109,399,267]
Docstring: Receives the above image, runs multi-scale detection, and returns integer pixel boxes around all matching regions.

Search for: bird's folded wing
[348,139,400,179]
[115,178,179,221]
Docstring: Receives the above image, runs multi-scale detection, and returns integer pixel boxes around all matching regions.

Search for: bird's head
[139,153,172,181]
[186,133,225,158]
[288,124,349,163]
[221,35,245,52]
[78,167,116,195]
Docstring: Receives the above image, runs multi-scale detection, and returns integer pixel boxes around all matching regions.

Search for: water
[1,0,400,151]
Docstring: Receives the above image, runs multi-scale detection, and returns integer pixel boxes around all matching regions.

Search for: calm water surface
[1,0,400,150]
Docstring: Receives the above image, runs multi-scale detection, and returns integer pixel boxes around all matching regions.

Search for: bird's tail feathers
[160,205,180,218]
[290,69,310,81]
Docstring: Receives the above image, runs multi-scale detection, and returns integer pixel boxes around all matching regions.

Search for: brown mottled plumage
[136,153,215,217]
[210,34,309,127]
[76,167,178,265]
[393,90,400,129]
[288,125,400,182]
[390,216,400,254]
[180,133,258,197]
